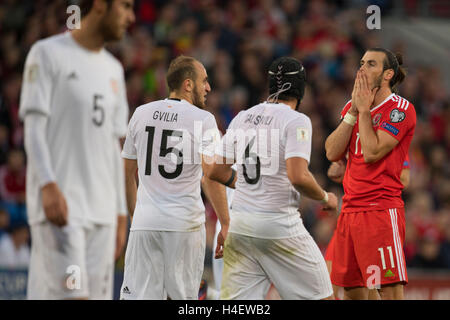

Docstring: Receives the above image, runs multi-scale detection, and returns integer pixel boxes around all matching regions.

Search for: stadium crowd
[0,0,449,273]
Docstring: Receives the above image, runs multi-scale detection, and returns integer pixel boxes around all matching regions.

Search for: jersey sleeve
[113,67,129,138]
[284,114,312,162]
[199,113,221,157]
[340,100,352,120]
[215,112,240,161]
[121,111,137,160]
[113,139,127,216]
[19,42,55,119]
[378,99,416,142]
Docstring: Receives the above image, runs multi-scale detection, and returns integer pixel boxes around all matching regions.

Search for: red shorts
[330,208,408,288]
[325,229,337,262]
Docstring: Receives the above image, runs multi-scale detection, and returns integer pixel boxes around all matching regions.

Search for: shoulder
[284,109,311,127]
[134,100,161,115]
[387,94,416,123]
[181,101,216,121]
[391,94,415,113]
[103,50,124,73]
[28,33,68,56]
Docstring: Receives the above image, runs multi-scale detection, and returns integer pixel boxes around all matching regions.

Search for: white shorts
[120,225,205,300]
[220,233,333,300]
[27,221,116,300]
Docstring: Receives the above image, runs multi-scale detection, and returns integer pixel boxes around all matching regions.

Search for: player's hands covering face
[352,71,379,113]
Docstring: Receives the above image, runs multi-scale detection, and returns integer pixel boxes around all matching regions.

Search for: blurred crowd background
[0,0,449,290]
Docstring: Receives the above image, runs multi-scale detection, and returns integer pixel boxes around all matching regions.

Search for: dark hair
[166,55,198,92]
[78,0,113,18]
[368,47,406,92]
[268,57,306,102]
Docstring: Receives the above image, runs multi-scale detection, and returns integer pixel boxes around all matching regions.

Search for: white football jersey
[122,98,220,232]
[19,32,129,226]
[216,101,312,239]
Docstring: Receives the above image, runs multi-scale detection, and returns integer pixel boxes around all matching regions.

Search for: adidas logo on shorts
[122,286,131,294]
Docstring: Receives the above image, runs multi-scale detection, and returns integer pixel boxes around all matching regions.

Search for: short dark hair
[368,47,406,92]
[78,0,113,18]
[166,55,198,92]
[268,57,306,102]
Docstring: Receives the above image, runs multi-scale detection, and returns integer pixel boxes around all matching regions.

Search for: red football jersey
[340,93,416,212]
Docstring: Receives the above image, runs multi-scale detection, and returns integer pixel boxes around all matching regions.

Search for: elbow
[363,153,378,164]
[326,149,344,163]
[325,141,341,162]
[205,165,220,182]
[326,151,340,163]
[288,172,308,189]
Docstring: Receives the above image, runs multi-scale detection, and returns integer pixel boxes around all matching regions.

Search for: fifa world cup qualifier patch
[381,122,399,136]
[389,109,405,123]
[296,128,309,141]
[27,64,38,82]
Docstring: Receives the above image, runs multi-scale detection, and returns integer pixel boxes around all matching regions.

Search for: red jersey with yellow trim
[340,93,416,212]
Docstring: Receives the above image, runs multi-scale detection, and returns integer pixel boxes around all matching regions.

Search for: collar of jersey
[264,101,290,109]
[370,93,395,112]
[164,98,190,105]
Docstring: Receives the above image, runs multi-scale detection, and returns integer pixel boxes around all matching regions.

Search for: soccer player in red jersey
[325,156,411,300]
[324,48,416,300]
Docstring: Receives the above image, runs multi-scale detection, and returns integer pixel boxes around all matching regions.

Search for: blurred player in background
[19,0,135,299]
[325,156,411,300]
[119,55,230,300]
[325,48,416,300]
[208,57,336,300]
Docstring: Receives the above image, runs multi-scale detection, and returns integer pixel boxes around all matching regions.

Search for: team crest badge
[110,78,119,94]
[372,113,382,126]
[389,109,405,123]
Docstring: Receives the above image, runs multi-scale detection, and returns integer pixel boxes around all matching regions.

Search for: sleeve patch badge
[297,128,309,142]
[27,64,38,82]
[381,122,399,136]
[389,109,405,123]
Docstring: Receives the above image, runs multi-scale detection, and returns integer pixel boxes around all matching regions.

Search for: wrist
[358,109,371,116]
[343,112,357,126]
[320,191,329,204]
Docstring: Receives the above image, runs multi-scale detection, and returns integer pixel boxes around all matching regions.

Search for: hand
[214,226,228,259]
[327,160,346,183]
[322,192,338,212]
[115,215,128,260]
[41,182,68,227]
[352,71,379,114]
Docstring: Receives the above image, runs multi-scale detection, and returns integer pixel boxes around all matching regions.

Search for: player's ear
[384,69,394,83]
[184,78,194,93]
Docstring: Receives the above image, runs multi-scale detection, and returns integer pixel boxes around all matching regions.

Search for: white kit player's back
[122,98,220,232]
[217,101,313,238]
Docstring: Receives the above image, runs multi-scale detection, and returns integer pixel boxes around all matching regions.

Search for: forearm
[202,176,230,228]
[24,113,56,187]
[358,111,380,161]
[325,122,353,162]
[125,174,137,219]
[117,215,128,231]
[292,170,327,202]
